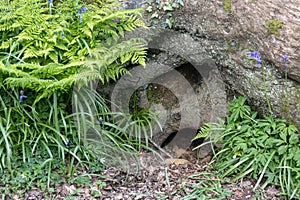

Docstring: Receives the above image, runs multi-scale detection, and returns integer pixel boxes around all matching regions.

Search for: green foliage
[0,0,162,197]
[181,172,233,200]
[145,0,184,28]
[222,0,231,13]
[193,120,225,142]
[0,0,147,102]
[0,150,64,196]
[0,84,151,196]
[265,19,284,36]
[0,85,90,172]
[196,96,300,199]
[0,148,105,197]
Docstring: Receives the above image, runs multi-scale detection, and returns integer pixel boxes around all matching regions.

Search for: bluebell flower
[48,0,53,6]
[19,90,27,103]
[81,6,87,13]
[246,51,262,67]
[77,6,87,23]
[280,53,289,69]
[78,10,83,23]
[61,33,64,39]
[98,118,103,124]
[280,52,289,62]
[66,141,71,147]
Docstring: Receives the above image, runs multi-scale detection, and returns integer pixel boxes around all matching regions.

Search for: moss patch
[222,0,231,12]
[265,19,284,36]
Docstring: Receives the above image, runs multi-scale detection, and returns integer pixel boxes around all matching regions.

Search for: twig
[148,138,173,158]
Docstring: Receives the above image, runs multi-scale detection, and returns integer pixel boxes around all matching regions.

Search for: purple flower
[61,33,64,39]
[280,53,288,63]
[98,118,103,124]
[66,141,71,147]
[280,53,289,69]
[78,10,83,23]
[77,6,87,23]
[81,6,87,13]
[246,51,262,67]
[19,90,27,103]
[48,0,53,6]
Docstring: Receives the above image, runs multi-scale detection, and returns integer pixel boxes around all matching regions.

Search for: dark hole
[160,131,178,148]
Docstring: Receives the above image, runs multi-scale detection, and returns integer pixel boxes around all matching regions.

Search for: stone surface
[117,0,300,146]
[171,0,300,127]
[174,0,300,82]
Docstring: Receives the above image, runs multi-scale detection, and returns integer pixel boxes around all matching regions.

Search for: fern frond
[23,47,39,59]
[194,124,211,140]
[36,77,76,102]
[0,64,32,78]
[193,119,225,142]
[5,77,53,91]
[0,0,148,103]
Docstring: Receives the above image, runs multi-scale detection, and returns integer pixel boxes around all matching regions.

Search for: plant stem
[262,64,273,116]
[284,69,291,122]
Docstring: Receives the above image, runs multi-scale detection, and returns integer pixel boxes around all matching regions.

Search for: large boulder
[171,0,300,126]
[114,0,300,152]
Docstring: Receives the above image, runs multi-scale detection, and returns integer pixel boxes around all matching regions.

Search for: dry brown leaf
[165,158,191,166]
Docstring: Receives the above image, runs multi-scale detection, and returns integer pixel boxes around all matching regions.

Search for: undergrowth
[0,0,158,198]
[194,96,300,199]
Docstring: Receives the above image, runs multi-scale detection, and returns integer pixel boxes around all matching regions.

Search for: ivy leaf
[273,138,285,146]
[288,124,298,135]
[165,18,173,29]
[172,2,179,9]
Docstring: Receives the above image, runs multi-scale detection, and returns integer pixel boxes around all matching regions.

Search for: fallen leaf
[165,158,191,166]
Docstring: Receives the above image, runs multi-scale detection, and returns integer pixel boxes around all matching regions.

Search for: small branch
[148,138,173,158]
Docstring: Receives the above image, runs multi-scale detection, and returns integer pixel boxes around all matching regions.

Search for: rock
[175,0,300,82]
[119,0,300,130]
[107,0,300,159]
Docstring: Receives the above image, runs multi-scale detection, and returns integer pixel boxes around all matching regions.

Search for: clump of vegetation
[145,0,184,28]
[222,0,231,13]
[194,96,300,199]
[0,0,156,197]
[0,0,147,102]
[265,19,284,36]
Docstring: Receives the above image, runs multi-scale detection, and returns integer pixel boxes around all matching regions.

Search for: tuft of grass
[180,172,233,199]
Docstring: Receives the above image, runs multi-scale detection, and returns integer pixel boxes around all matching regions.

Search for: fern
[0,0,148,102]
[193,119,225,142]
